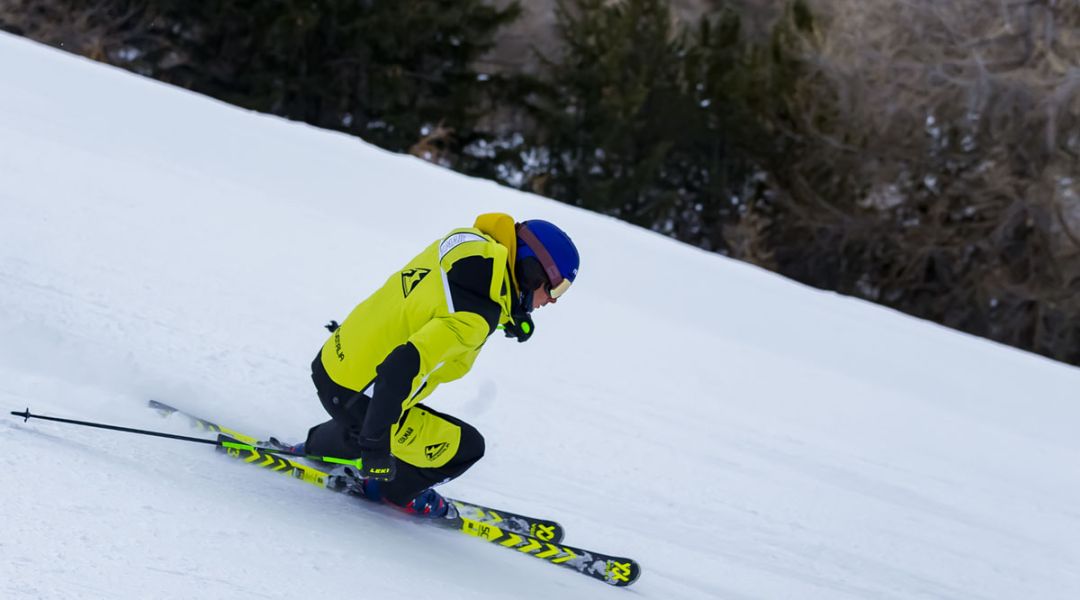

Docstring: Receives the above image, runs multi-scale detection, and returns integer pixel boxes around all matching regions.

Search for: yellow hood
[473,212,520,293]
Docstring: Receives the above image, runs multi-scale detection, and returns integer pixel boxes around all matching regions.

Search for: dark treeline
[4,0,1079,366]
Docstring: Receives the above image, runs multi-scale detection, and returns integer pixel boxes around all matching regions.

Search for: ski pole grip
[315,455,364,469]
[218,440,363,469]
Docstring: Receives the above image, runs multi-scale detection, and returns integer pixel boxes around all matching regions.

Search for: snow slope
[2,31,1079,599]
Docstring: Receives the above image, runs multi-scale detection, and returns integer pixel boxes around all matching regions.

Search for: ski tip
[627,562,643,586]
[549,521,565,544]
[605,558,642,587]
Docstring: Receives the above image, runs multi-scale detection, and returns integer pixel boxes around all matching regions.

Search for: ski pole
[9,408,364,468]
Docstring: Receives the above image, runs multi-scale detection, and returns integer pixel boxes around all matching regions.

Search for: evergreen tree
[518,0,778,251]
[1,0,521,153]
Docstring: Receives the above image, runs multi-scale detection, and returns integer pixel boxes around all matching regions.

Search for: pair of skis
[148,400,641,587]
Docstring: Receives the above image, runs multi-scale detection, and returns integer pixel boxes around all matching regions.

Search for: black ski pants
[304,354,485,506]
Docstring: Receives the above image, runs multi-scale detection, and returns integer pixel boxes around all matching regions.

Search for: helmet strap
[516,287,535,315]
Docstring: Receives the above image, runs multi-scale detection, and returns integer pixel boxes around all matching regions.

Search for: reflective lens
[548,278,572,299]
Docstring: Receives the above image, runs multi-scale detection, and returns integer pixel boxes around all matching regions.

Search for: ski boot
[400,488,450,519]
[328,467,452,519]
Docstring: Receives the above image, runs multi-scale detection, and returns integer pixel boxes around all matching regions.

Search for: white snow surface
[2,31,1079,600]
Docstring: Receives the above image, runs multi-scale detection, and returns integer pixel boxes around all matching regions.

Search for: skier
[300,213,579,518]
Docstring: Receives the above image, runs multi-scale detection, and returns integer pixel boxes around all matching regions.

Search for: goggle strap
[517,223,564,291]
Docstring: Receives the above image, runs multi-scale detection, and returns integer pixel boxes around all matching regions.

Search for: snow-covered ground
[2,31,1078,599]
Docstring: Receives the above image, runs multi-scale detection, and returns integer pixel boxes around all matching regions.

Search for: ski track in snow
[2,31,1080,599]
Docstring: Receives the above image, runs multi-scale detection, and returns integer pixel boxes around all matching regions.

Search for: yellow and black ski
[148,400,639,586]
[148,401,566,543]
[149,399,564,542]
[214,435,640,586]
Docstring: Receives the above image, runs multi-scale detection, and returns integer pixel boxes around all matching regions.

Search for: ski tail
[149,399,260,445]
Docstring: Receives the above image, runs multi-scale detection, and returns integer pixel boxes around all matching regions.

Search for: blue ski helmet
[516,220,579,298]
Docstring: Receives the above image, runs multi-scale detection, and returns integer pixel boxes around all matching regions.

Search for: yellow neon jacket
[319,213,521,438]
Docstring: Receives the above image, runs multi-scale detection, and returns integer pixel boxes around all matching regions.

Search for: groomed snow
[1,31,1078,599]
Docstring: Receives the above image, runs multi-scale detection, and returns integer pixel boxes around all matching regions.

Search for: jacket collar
[473,213,519,294]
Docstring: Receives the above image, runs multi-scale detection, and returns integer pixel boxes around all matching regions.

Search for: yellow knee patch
[390,407,462,469]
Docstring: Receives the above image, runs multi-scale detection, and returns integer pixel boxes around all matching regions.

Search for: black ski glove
[349,428,397,481]
[504,313,534,343]
[359,447,396,481]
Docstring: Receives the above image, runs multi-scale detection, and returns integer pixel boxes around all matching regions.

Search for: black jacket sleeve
[446,255,501,334]
[358,342,421,444]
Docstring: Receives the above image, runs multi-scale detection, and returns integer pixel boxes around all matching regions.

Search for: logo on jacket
[425,442,450,462]
[400,268,431,298]
[333,330,345,361]
[396,426,416,445]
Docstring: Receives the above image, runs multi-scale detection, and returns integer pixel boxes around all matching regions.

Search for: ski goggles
[517,223,572,299]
